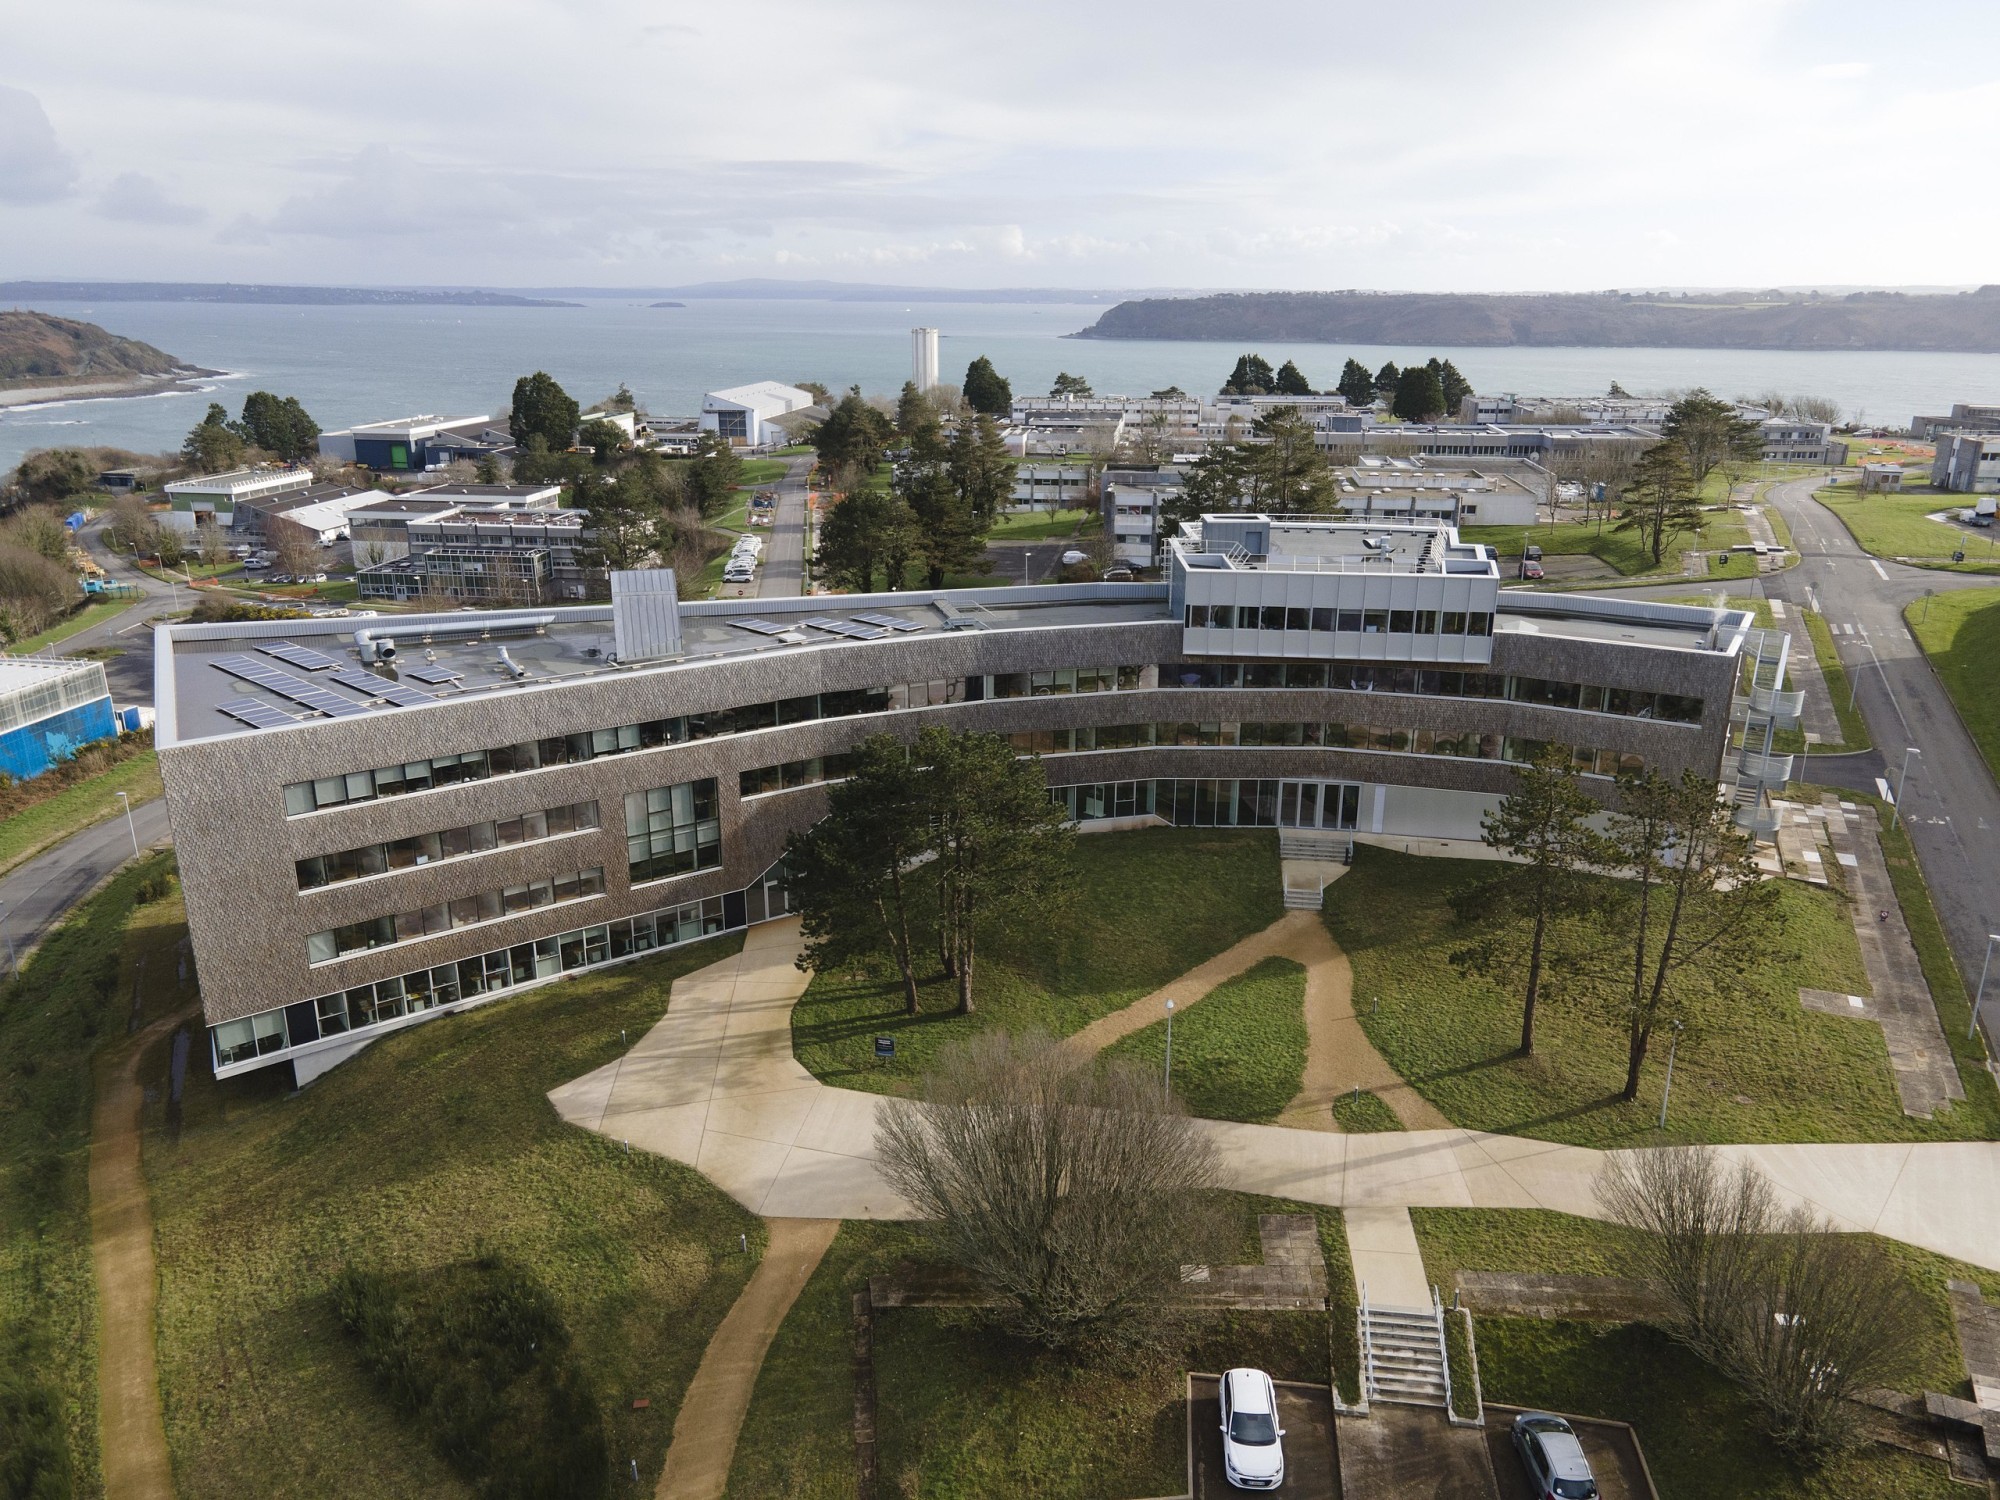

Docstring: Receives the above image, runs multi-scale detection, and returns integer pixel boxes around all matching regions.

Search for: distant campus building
[0,658,116,780]
[155,517,1757,1087]
[699,382,820,446]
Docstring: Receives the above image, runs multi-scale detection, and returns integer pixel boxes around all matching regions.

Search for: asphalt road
[0,794,170,965]
[52,523,177,707]
[757,455,816,598]
[1757,473,2000,1039]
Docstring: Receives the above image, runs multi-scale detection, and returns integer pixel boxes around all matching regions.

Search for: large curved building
[155,516,1754,1085]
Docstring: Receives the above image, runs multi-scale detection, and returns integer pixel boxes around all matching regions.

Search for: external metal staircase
[1358,1286,1451,1407]
[1728,625,1804,840]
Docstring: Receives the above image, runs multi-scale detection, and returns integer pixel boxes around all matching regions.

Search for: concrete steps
[1361,1303,1448,1407]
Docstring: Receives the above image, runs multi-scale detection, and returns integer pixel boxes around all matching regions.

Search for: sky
[4,0,1997,293]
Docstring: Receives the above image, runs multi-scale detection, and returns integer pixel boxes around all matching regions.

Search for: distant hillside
[1072,288,2000,352]
[0,310,185,383]
[1,281,578,308]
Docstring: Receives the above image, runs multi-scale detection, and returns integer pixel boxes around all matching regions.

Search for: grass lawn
[1324,844,1993,1146]
[0,851,179,1498]
[1413,1207,1995,1499]
[1102,956,1306,1123]
[1815,485,2000,572]
[735,457,791,488]
[990,508,1094,541]
[793,828,1284,1094]
[1330,1090,1403,1132]
[725,1198,1352,1500]
[1904,588,2000,782]
[1801,609,1873,751]
[5,595,139,654]
[141,929,765,1500]
[0,747,160,878]
[1462,513,1747,579]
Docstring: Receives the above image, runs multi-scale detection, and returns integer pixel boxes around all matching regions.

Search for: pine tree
[962,357,1012,416]
[1220,353,1275,395]
[1273,360,1313,396]
[1437,360,1473,417]
[1336,358,1377,408]
[1614,440,1702,564]
[1391,365,1446,422]
[1374,361,1401,402]
[509,371,579,451]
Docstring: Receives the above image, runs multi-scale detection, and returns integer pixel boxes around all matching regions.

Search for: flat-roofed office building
[156,518,1752,1086]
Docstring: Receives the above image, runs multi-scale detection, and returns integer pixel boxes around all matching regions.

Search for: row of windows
[740,754,856,798]
[281,670,1148,815]
[1011,721,1645,776]
[625,780,722,885]
[1049,778,1365,830]
[1162,661,1703,723]
[306,867,605,965]
[215,893,741,1068]
[1186,604,1495,637]
[296,800,601,890]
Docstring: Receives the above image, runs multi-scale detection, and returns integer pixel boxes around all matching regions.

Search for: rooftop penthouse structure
[156,531,1754,1087]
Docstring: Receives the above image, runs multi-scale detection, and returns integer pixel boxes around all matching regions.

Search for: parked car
[1511,1411,1599,1500]
[1218,1367,1285,1491]
[1522,543,1544,561]
[1103,566,1135,582]
[1520,558,1545,579]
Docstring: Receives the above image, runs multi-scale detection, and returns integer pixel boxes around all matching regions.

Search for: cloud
[94,170,204,225]
[1810,61,1870,79]
[0,85,79,203]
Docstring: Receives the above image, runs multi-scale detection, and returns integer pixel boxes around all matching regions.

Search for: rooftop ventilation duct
[611,569,683,663]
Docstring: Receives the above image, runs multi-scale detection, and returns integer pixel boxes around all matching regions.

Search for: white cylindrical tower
[911,327,940,392]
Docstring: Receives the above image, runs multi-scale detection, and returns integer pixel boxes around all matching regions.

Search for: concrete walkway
[550,924,2000,1275]
[1345,1205,1433,1307]
[656,1217,838,1500]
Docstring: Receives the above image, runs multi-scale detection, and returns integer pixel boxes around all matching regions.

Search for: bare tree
[876,1029,1223,1350]
[929,383,966,419]
[1599,1148,1925,1453]
[274,529,322,581]
[1791,395,1841,426]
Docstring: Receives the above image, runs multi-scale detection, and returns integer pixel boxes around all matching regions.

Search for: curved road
[0,795,171,964]
[1757,475,2000,1044]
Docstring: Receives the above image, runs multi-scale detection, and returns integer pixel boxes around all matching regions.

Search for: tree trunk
[1520,903,1546,1056]
[884,865,920,1016]
[1621,1018,1650,1102]
[956,886,976,1014]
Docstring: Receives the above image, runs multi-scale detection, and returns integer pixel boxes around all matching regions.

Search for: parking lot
[1484,1407,1654,1500]
[1187,1374,1337,1499]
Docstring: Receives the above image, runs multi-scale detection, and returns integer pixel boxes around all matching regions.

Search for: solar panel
[405,665,462,685]
[852,613,926,633]
[218,698,302,730]
[729,618,792,636]
[259,641,341,671]
[329,669,434,708]
[803,617,889,640]
[210,655,372,717]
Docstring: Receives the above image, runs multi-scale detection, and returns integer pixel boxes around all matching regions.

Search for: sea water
[6,295,2000,470]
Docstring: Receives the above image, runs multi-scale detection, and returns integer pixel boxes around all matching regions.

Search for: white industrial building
[162,468,313,533]
[911,328,939,392]
[699,382,818,446]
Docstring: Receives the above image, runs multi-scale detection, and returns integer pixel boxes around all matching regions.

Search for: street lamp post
[0,900,12,975]
[1657,1019,1686,1131]
[1163,997,1175,1102]
[1970,934,2000,1042]
[1803,731,1819,776]
[1891,746,1920,832]
[115,790,139,858]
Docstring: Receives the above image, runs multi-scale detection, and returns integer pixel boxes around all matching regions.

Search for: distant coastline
[0,366,227,412]
[1070,288,2000,353]
[1,280,580,308]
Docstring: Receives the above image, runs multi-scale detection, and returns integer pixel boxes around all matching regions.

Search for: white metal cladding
[1178,568,1499,664]
[611,570,683,662]
[0,659,112,733]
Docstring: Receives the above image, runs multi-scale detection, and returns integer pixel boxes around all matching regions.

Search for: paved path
[1758,474,2000,1058]
[89,1010,187,1500]
[552,923,2000,1275]
[1345,1204,1433,1307]
[0,795,169,962]
[656,1216,838,1500]
[756,456,815,598]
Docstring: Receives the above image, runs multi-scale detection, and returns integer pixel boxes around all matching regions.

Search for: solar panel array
[210,655,370,717]
[217,697,303,730]
[804,617,889,640]
[729,618,792,636]
[852,612,925,633]
[259,641,341,671]
[405,665,462,685]
[329,669,434,708]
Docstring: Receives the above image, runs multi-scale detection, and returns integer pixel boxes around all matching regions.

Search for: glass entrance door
[1281,781,1361,830]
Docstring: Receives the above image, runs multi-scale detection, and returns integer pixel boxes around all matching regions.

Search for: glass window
[1389,610,1415,634]
[1363,610,1389,634]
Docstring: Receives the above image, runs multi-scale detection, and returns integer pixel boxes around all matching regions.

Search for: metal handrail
[1359,1281,1375,1400]
[1433,1285,1454,1416]
[1739,750,1795,782]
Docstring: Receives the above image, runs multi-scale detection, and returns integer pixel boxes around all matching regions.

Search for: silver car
[1511,1411,1599,1500]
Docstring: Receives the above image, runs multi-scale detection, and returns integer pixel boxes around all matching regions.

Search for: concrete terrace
[551,919,2000,1275]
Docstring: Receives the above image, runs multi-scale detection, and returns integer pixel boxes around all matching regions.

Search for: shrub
[334,1256,609,1500]
[0,1327,74,1500]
